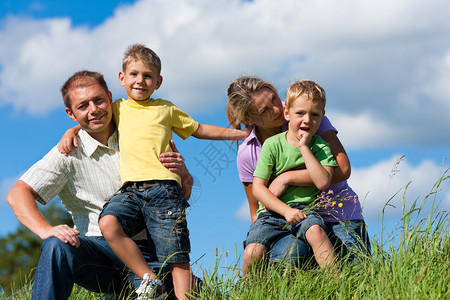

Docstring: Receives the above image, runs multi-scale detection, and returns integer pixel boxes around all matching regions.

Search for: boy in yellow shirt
[98,44,249,300]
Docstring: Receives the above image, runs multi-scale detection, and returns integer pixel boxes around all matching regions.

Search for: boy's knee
[306,225,327,239]
[244,243,266,261]
[98,215,120,239]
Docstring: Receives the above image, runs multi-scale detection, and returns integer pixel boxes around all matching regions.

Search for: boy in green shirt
[244,80,338,274]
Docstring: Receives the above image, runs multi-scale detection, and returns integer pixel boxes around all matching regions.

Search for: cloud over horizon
[1,0,449,151]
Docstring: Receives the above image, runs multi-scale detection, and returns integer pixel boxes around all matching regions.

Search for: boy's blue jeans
[31,236,173,300]
[100,180,190,264]
[268,219,371,266]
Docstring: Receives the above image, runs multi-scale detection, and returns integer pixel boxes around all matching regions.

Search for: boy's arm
[269,132,337,196]
[192,124,250,140]
[57,125,82,155]
[299,143,334,190]
[253,177,307,225]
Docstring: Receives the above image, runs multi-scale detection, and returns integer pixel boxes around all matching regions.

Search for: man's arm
[7,181,80,247]
[159,140,193,200]
[192,124,250,140]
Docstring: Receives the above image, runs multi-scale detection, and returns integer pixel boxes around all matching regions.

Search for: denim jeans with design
[32,236,173,300]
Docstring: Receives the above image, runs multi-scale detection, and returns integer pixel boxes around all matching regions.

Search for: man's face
[65,80,113,137]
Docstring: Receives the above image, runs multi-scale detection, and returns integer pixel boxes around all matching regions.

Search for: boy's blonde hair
[226,76,279,129]
[285,80,326,111]
[122,43,162,75]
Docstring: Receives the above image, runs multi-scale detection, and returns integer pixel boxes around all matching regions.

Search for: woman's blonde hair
[226,76,278,129]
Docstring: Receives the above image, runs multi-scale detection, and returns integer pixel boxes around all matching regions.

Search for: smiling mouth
[133,87,147,91]
[89,114,105,122]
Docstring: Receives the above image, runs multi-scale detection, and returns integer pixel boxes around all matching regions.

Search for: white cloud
[0,0,449,147]
[349,156,450,219]
[235,199,250,222]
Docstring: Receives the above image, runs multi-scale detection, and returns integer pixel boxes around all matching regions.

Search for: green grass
[2,168,449,299]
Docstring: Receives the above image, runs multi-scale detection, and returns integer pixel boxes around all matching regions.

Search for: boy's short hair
[61,70,109,108]
[122,43,162,75]
[285,80,326,111]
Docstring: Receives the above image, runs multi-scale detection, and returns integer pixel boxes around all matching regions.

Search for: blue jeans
[32,236,174,300]
[100,180,190,264]
[267,219,371,266]
[326,219,371,261]
[244,207,325,249]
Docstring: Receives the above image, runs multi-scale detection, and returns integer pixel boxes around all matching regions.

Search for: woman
[226,76,370,266]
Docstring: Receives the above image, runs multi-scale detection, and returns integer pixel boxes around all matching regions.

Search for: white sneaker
[135,273,167,300]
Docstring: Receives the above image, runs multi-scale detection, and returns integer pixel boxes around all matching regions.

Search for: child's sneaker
[135,273,167,300]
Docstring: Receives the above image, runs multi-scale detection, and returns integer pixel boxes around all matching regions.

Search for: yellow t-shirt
[113,98,199,185]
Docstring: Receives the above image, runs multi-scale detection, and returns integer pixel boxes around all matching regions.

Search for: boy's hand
[283,207,307,225]
[297,130,312,148]
[57,128,79,155]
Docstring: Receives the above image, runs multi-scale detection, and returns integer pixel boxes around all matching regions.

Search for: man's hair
[285,80,326,111]
[226,76,279,129]
[61,70,109,108]
[122,43,162,75]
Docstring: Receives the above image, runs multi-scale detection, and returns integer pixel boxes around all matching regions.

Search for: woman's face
[249,88,285,130]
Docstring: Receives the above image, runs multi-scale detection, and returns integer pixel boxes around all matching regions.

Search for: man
[7,70,193,299]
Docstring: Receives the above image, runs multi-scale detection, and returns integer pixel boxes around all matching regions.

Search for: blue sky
[1,0,449,274]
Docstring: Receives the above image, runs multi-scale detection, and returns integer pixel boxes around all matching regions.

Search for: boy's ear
[283,105,290,121]
[65,107,78,123]
[118,71,125,86]
[155,75,163,90]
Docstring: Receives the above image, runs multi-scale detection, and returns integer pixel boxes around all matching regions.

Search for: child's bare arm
[320,130,351,183]
[57,125,81,155]
[299,144,334,190]
[268,169,313,198]
[269,131,347,196]
[253,177,307,225]
[192,124,250,140]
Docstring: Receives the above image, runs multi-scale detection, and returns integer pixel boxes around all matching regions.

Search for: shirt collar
[78,129,119,157]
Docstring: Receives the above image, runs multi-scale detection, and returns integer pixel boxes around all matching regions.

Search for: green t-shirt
[253,132,338,212]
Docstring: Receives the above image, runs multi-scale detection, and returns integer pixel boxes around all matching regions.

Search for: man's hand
[283,207,307,226]
[42,225,80,248]
[159,140,188,176]
[159,140,193,200]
